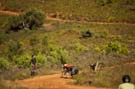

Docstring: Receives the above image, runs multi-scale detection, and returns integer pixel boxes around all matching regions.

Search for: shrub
[13,54,31,68]
[7,40,23,59]
[95,30,109,38]
[105,41,128,55]
[0,33,8,45]
[42,35,48,46]
[13,52,46,68]
[81,30,93,38]
[48,44,70,64]
[6,8,45,31]
[36,52,46,67]
[29,35,40,47]
[6,15,24,32]
[72,42,88,54]
[0,58,10,70]
[96,0,112,6]
[23,8,45,30]
[74,74,86,85]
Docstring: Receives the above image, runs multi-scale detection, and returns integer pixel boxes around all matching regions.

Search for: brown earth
[15,74,110,89]
[0,10,135,25]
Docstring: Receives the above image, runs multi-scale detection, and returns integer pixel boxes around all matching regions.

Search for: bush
[74,74,86,85]
[96,0,112,6]
[105,41,128,55]
[0,58,10,70]
[42,35,48,46]
[7,40,23,59]
[13,54,31,68]
[36,52,46,67]
[0,33,8,45]
[81,30,93,38]
[6,15,24,32]
[13,52,46,68]
[96,30,109,38]
[6,8,45,31]
[48,44,70,64]
[70,40,89,54]
[29,35,40,47]
[23,8,45,30]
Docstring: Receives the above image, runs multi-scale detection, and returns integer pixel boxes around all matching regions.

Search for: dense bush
[81,30,93,38]
[96,0,112,6]
[29,35,40,47]
[104,41,128,55]
[13,52,46,68]
[22,8,45,30]
[0,58,10,70]
[95,30,109,38]
[6,8,45,31]
[7,40,23,59]
[0,33,8,44]
[48,44,70,64]
[42,35,48,46]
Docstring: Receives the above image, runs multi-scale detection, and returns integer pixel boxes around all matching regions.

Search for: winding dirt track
[15,74,110,89]
[0,10,135,25]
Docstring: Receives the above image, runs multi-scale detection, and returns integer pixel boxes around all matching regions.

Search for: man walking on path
[30,55,37,76]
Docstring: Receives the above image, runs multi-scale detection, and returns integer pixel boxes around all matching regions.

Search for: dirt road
[0,10,135,26]
[15,74,110,89]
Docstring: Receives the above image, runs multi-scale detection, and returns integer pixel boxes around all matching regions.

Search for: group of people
[30,55,135,89]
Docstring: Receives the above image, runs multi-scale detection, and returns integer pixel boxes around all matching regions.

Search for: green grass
[44,0,135,22]
[74,64,135,88]
[0,0,135,88]
[0,0,44,11]
[0,0,135,22]
[0,14,10,28]
[0,12,135,89]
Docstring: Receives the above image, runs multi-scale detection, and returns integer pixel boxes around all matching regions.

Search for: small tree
[23,8,45,29]
[6,8,45,31]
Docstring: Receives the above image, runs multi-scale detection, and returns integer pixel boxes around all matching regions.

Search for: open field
[0,0,135,88]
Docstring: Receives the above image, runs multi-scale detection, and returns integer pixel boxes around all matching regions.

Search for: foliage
[7,40,23,59]
[22,8,45,30]
[0,33,8,45]
[48,44,70,64]
[81,30,93,38]
[95,30,109,38]
[13,52,46,68]
[29,35,39,47]
[70,41,88,54]
[36,52,46,67]
[0,57,10,70]
[104,41,128,55]
[6,8,45,31]
[96,0,112,6]
[42,35,48,46]
[74,74,86,85]
[13,54,31,68]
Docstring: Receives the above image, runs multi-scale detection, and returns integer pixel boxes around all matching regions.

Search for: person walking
[30,55,37,76]
[118,75,135,89]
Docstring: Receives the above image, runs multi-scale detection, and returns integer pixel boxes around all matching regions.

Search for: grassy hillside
[0,0,135,22]
[0,0,135,88]
[0,19,135,87]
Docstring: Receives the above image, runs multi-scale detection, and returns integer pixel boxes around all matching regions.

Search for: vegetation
[5,8,45,31]
[0,0,135,23]
[0,0,135,88]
